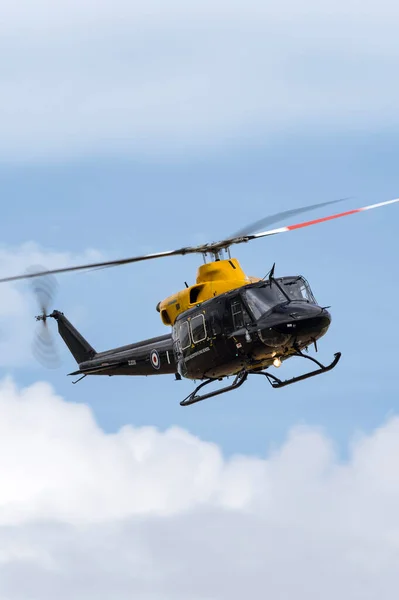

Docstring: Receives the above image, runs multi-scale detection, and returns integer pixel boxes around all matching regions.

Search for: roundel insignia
[150,349,161,370]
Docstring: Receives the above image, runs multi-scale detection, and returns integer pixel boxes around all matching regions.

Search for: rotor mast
[202,246,232,263]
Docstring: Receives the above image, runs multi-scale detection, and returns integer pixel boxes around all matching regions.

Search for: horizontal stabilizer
[68,363,117,376]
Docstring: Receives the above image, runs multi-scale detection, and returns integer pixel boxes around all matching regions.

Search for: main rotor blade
[230,197,349,237]
[0,197,397,285]
[0,248,195,283]
[0,199,351,283]
[245,197,399,243]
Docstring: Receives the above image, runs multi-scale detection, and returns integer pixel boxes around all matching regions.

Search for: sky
[0,1,399,597]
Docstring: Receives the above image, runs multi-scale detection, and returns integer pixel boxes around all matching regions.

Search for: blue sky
[1,2,399,597]
[1,129,398,457]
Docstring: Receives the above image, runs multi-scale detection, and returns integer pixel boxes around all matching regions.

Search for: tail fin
[50,310,96,364]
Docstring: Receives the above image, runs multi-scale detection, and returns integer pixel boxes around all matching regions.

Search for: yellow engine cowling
[156,258,260,326]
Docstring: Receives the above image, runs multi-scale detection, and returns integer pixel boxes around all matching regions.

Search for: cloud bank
[0,376,398,599]
[2,0,399,162]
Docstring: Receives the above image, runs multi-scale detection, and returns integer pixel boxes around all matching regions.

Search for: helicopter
[0,196,398,406]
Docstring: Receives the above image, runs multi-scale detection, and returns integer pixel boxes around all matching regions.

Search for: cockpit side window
[280,276,316,303]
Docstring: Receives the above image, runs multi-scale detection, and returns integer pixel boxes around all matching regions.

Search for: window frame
[231,298,244,329]
[189,313,207,344]
[179,320,192,350]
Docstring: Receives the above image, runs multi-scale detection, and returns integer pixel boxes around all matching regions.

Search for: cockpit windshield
[245,285,286,319]
[244,276,316,319]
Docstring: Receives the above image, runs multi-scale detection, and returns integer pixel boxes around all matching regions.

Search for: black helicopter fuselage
[172,277,331,380]
[54,275,331,383]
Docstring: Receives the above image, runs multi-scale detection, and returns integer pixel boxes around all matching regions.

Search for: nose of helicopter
[258,303,331,347]
[276,302,331,334]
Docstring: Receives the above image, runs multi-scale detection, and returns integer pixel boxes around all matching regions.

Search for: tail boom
[49,310,176,377]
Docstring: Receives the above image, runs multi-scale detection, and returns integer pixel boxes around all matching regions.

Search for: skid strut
[180,370,248,407]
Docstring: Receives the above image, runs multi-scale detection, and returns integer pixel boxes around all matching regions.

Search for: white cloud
[0,243,102,367]
[1,0,399,162]
[0,376,399,598]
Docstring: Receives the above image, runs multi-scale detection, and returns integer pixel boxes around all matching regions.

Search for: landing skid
[180,370,248,406]
[252,351,341,389]
[179,351,341,406]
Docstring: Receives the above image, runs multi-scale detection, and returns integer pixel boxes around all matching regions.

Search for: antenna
[269,263,276,280]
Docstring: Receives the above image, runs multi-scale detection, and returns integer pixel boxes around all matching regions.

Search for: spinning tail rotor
[30,269,61,368]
